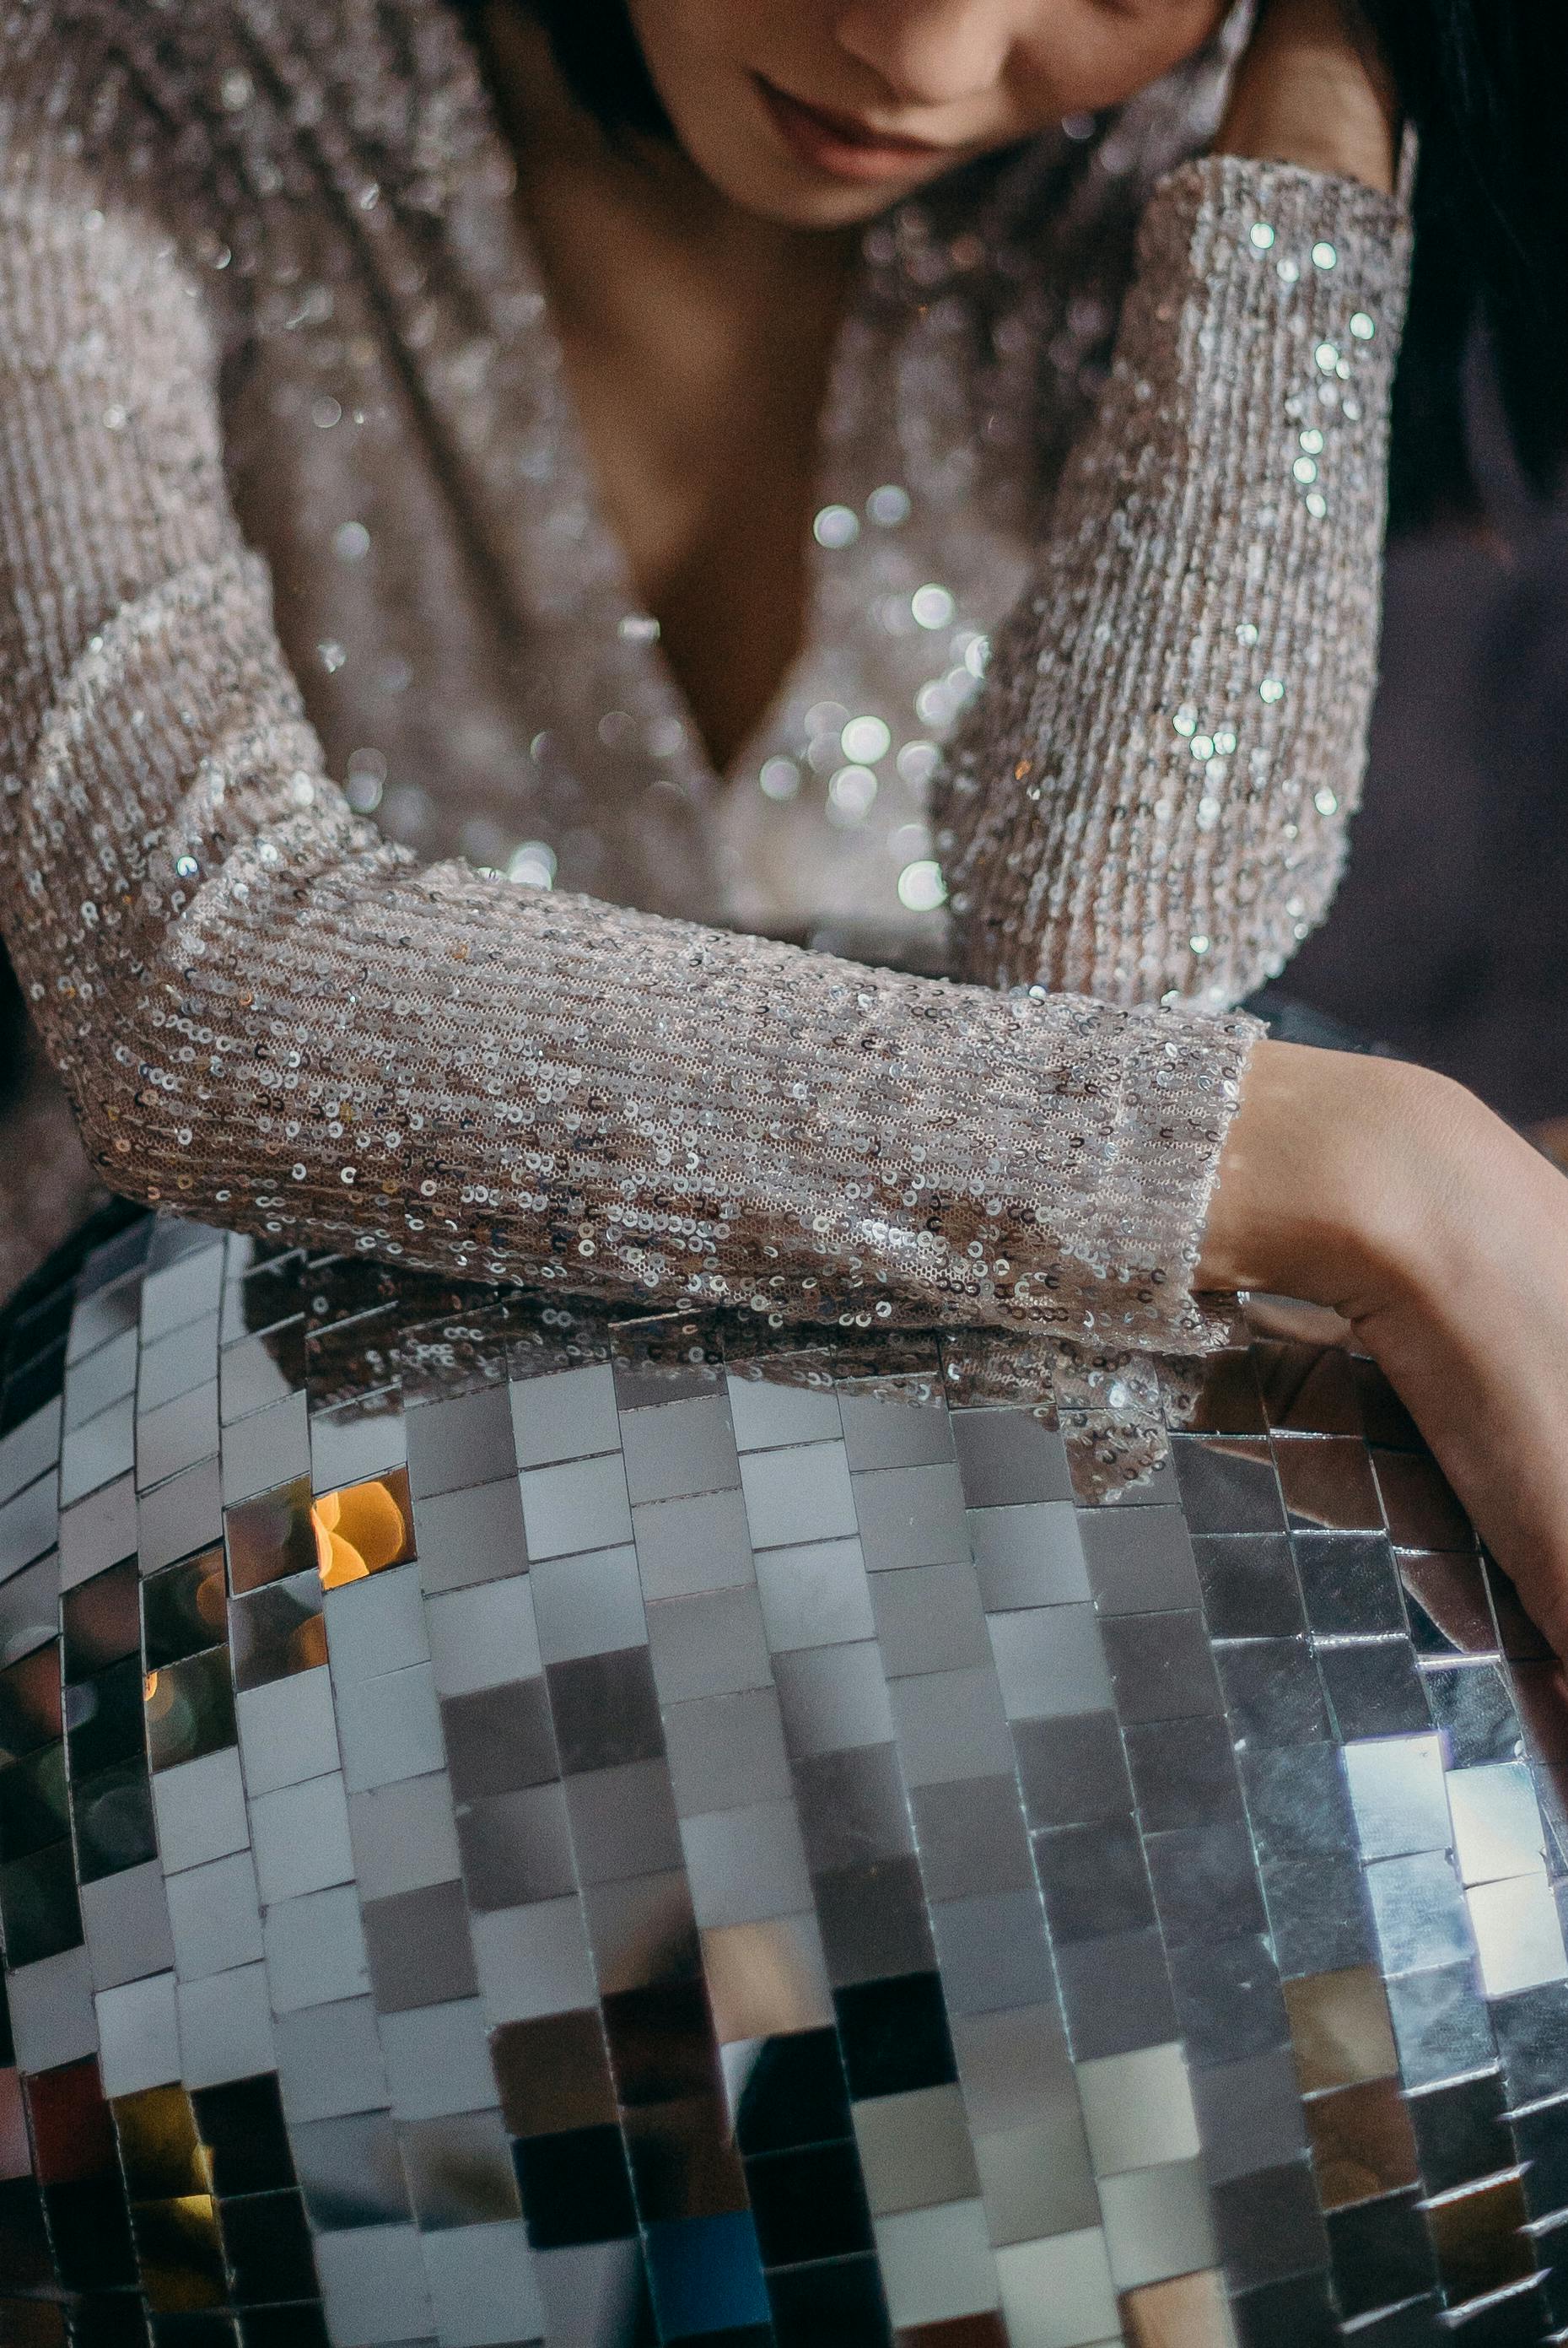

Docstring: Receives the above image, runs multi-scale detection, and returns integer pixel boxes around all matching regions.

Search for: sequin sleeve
[939,154,1411,1012]
[0,132,1264,1351]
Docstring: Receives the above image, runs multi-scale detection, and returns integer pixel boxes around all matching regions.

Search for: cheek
[622,0,762,154]
[1018,0,1231,116]
[629,0,836,80]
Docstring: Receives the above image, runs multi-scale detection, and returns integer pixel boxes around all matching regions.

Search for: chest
[548,249,850,780]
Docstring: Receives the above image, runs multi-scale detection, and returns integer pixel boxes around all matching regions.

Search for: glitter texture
[0,4,1405,1473]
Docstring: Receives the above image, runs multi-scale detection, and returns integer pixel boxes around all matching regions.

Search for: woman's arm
[0,56,1254,1350]
[1188,8,1568,1639]
[939,8,1409,1012]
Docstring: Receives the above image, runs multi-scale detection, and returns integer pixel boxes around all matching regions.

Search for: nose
[832,0,1017,110]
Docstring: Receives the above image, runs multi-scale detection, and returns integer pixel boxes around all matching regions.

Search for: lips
[755,76,955,185]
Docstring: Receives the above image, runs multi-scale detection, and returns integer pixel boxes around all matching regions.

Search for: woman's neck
[478,8,854,405]
[473,6,857,775]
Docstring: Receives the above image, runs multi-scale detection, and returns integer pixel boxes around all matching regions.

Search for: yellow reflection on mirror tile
[131,2192,227,2312]
[312,1466,415,1588]
[111,2085,209,2201]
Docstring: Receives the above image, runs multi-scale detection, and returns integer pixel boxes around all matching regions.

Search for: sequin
[813,504,859,549]
[911,585,956,630]
[867,483,912,526]
[840,715,892,764]
[897,742,940,788]
[757,758,800,802]
[827,766,878,823]
[505,842,557,888]
[897,859,947,913]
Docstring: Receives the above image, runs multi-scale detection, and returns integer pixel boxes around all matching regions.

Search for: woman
[0,3,1566,2344]
[0,0,1560,1585]
[0,0,1560,1610]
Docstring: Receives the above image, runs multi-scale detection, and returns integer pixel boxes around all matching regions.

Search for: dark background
[1292,420,1568,1130]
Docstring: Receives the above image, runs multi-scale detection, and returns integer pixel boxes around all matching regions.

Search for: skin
[485,3,1568,1654]
[623,0,1237,233]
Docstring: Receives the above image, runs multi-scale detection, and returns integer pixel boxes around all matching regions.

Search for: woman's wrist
[1197,1039,1486,1314]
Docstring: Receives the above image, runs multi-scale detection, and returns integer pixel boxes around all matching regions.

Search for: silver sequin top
[0,0,1409,1390]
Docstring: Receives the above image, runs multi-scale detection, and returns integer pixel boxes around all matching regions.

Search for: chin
[681,127,942,230]
[717,174,912,229]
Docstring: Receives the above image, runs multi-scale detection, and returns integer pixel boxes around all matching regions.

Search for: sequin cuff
[1093,997,1266,1352]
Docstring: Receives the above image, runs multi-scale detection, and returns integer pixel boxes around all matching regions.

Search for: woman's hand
[1200,1041,1568,1658]
[1216,0,1400,195]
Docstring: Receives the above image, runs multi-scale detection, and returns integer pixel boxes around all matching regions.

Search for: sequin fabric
[0,1,1408,1458]
[3,1206,1568,2348]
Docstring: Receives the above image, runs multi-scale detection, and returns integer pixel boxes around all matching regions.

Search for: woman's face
[625,0,1230,225]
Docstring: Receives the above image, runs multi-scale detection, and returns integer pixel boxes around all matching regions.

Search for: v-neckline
[256,0,1093,835]
[445,2,874,796]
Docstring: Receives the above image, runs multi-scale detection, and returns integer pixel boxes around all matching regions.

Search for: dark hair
[1359,0,1568,527]
[525,0,670,139]
[520,0,1568,534]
